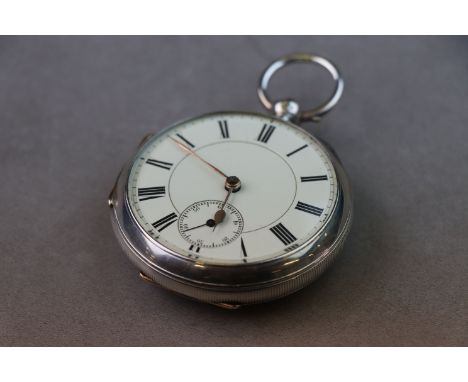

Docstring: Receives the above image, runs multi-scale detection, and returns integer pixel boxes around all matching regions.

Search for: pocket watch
[108,53,352,308]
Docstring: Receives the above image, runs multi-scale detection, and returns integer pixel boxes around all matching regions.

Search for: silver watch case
[108,111,352,307]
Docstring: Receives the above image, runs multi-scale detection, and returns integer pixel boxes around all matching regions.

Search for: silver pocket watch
[108,53,352,308]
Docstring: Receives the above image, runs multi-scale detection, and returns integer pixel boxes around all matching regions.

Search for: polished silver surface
[257,53,344,123]
[109,111,352,306]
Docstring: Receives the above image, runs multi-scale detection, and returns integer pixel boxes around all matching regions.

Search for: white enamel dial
[128,113,338,265]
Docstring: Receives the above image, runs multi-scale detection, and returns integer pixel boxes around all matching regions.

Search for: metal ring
[257,53,344,123]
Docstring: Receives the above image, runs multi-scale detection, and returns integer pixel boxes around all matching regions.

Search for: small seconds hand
[182,219,216,233]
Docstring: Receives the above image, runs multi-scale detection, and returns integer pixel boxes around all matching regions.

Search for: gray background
[1,36,467,346]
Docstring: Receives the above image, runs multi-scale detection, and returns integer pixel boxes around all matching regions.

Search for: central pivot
[225,176,241,193]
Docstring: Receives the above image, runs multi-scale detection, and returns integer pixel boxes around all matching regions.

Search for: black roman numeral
[189,244,201,253]
[152,212,178,232]
[138,186,165,201]
[241,237,248,262]
[219,120,229,138]
[295,201,323,216]
[175,133,195,148]
[270,223,297,246]
[257,124,276,143]
[287,144,308,157]
[145,158,173,170]
[301,175,328,182]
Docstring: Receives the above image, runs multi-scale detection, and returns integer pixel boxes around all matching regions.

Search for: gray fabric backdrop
[0,36,467,346]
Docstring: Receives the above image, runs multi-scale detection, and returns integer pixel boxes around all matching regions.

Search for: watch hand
[169,136,228,179]
[213,189,232,226]
[212,176,241,231]
[182,219,216,233]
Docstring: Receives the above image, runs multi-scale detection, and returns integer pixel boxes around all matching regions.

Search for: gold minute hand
[169,136,228,179]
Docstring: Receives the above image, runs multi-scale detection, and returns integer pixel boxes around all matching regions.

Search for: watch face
[127,112,338,265]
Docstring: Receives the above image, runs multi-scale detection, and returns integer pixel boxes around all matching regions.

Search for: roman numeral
[295,201,323,216]
[287,144,308,157]
[270,223,297,246]
[257,124,276,143]
[152,212,178,232]
[219,120,229,138]
[301,175,328,182]
[241,237,248,262]
[175,133,195,148]
[189,244,201,253]
[138,186,165,201]
[145,158,173,170]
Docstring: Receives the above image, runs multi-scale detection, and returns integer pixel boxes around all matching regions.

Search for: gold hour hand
[212,176,241,230]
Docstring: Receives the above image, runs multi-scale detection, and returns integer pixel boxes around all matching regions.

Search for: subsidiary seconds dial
[178,200,244,249]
